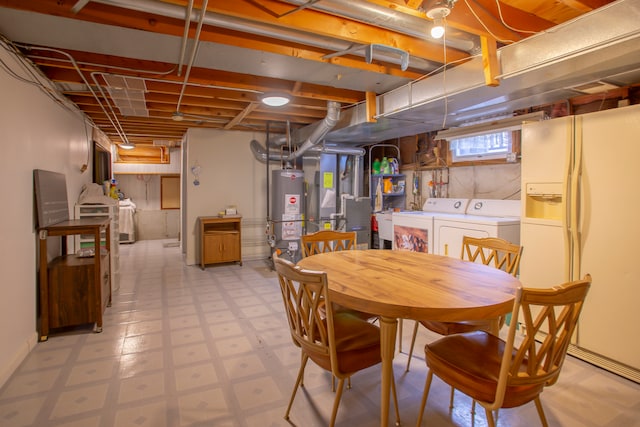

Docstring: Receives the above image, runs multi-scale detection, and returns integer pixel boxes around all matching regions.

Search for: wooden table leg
[379,315,398,427]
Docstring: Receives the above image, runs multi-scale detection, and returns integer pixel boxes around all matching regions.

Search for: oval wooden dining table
[296,249,521,427]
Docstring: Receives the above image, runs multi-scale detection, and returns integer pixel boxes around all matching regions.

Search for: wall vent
[571,81,620,94]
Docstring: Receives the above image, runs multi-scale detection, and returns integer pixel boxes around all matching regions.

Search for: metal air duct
[279,0,479,53]
[94,0,439,71]
[250,101,362,163]
[325,0,640,143]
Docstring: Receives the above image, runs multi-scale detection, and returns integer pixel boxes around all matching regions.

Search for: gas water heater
[270,169,305,261]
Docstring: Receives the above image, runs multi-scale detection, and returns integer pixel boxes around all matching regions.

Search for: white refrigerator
[520,104,640,381]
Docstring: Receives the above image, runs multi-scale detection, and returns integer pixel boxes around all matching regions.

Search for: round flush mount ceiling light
[260,93,290,107]
[172,111,184,121]
[119,141,135,150]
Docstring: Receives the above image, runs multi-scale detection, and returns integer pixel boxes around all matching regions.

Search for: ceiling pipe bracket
[365,44,409,71]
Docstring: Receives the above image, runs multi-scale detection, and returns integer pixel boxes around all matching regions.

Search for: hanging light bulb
[425,4,452,39]
[431,17,445,39]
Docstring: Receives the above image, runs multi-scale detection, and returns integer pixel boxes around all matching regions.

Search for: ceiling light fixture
[425,0,456,39]
[260,92,290,107]
[119,141,135,150]
[172,111,184,121]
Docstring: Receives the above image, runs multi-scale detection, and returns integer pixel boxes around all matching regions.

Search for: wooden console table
[199,216,242,269]
[38,217,111,341]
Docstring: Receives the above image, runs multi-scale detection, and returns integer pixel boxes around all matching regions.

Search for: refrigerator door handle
[563,117,573,283]
[570,116,583,281]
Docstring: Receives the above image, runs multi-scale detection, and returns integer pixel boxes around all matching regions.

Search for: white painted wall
[183,129,270,265]
[0,47,93,387]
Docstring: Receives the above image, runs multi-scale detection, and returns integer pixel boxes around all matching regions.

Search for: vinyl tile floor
[1,239,639,427]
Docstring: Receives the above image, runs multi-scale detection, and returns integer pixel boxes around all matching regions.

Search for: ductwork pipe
[279,0,478,53]
[94,0,444,70]
[287,101,341,159]
[251,101,363,163]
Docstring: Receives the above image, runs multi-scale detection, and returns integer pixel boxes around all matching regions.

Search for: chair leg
[534,397,549,427]
[405,321,420,372]
[398,318,403,352]
[390,371,401,427]
[449,386,455,410]
[329,378,346,427]
[285,354,309,420]
[415,370,433,427]
[484,407,496,427]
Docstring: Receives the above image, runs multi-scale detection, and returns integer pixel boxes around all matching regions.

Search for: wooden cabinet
[38,218,111,341]
[75,204,120,291]
[47,253,109,329]
[199,216,242,269]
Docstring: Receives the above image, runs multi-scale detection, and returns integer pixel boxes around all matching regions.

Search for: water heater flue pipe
[286,101,341,160]
[250,101,345,163]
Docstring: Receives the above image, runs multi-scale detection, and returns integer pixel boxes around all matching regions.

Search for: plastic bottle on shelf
[372,158,381,175]
[380,157,390,174]
[109,179,118,199]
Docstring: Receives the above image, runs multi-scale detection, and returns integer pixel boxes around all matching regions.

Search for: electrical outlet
[506,152,517,162]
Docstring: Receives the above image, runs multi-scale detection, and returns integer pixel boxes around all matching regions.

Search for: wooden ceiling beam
[7,0,432,79]
[198,0,469,63]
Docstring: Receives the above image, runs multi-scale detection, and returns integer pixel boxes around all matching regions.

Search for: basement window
[435,111,545,164]
[449,130,513,162]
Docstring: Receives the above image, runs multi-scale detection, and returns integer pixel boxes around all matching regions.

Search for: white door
[576,105,640,370]
[520,115,573,288]
[521,116,573,184]
[518,221,566,289]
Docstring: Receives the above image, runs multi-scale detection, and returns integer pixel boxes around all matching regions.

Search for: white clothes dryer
[433,199,521,258]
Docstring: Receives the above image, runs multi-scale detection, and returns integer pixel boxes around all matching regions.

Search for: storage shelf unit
[75,204,119,291]
[199,216,242,269]
[369,144,406,212]
[38,218,111,341]
[371,174,406,211]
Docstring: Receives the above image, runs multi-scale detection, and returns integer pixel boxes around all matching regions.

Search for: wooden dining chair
[273,254,400,427]
[415,275,591,427]
[301,229,357,256]
[406,236,523,372]
[301,230,376,318]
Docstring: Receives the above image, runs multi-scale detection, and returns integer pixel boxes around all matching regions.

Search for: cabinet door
[203,233,224,264]
[219,233,240,262]
[203,232,240,264]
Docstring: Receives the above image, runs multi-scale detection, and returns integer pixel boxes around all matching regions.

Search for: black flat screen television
[93,141,111,186]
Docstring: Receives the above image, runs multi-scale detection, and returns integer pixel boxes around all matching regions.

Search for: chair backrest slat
[301,230,357,257]
[493,275,591,407]
[460,236,523,277]
[274,254,337,362]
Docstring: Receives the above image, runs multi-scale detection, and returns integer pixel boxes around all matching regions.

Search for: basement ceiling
[0,0,628,147]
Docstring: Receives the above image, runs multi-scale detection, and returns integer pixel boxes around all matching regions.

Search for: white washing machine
[433,199,521,258]
[391,198,469,253]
